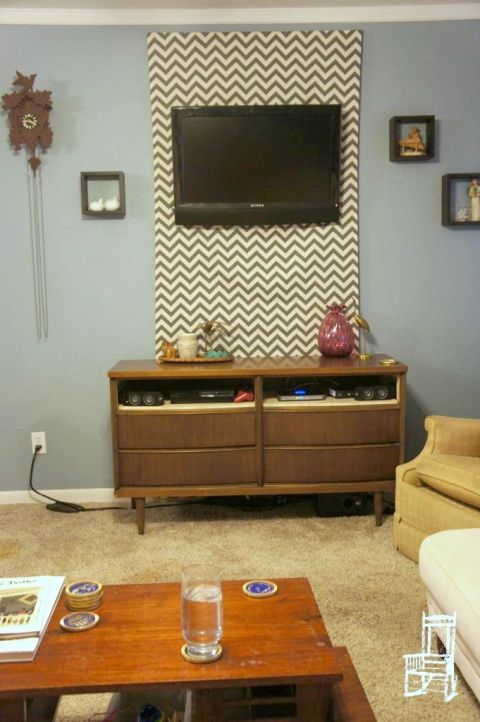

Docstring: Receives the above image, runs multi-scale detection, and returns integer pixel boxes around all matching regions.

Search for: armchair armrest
[396,456,423,488]
[396,415,480,490]
[425,415,480,457]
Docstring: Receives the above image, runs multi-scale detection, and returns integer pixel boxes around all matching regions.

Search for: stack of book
[0,575,65,662]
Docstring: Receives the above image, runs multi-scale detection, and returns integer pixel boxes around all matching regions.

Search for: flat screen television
[171,104,341,227]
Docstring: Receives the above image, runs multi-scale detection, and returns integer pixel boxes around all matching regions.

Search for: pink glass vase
[318,303,354,357]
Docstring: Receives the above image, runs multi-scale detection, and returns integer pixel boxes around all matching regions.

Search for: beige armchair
[393,415,480,562]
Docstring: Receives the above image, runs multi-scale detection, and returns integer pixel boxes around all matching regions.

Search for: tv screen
[171,104,341,227]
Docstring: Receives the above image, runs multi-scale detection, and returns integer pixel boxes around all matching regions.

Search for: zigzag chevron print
[147,30,363,357]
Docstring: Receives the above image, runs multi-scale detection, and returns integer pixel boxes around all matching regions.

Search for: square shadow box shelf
[442,173,480,227]
[81,171,125,218]
[389,115,435,162]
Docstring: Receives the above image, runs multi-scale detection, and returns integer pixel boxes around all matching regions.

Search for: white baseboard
[0,488,117,505]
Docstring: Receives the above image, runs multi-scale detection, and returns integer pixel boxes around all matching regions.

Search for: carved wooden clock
[2,70,53,173]
[2,71,53,339]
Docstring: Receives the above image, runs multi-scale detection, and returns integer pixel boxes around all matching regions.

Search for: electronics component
[328,387,354,398]
[121,390,164,406]
[170,388,235,404]
[353,385,395,401]
[316,493,373,517]
[277,394,326,401]
[327,378,354,398]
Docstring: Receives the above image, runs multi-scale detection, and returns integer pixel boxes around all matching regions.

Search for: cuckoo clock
[2,71,53,173]
[2,71,53,339]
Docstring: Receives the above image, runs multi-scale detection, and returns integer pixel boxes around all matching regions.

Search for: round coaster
[60,612,100,632]
[180,643,222,664]
[380,358,399,365]
[242,580,278,598]
[65,598,103,611]
[66,581,103,598]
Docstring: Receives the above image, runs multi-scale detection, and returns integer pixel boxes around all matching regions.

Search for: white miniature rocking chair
[403,612,457,702]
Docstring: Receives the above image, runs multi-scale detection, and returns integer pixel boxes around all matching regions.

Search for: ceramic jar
[177,333,198,359]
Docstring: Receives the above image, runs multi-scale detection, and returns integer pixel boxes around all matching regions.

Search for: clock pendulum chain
[27,154,48,339]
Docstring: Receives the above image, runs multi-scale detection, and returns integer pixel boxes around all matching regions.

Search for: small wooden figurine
[398,126,425,156]
[159,339,177,358]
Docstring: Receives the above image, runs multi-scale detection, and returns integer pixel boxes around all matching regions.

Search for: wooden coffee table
[0,577,342,722]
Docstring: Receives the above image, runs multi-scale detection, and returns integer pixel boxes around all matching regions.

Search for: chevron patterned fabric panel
[147,30,363,357]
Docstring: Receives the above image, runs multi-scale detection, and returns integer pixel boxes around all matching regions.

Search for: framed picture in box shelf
[442,173,480,227]
[389,115,435,162]
[81,171,126,218]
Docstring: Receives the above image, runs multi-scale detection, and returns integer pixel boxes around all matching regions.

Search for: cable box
[170,388,235,404]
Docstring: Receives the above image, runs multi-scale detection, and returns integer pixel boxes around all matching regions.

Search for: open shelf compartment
[389,115,435,162]
[81,171,126,218]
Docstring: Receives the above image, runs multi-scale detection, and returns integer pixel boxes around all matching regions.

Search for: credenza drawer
[263,410,400,446]
[264,445,400,484]
[117,412,255,449]
[119,448,257,486]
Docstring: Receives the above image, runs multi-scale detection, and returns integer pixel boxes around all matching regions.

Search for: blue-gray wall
[1,21,479,492]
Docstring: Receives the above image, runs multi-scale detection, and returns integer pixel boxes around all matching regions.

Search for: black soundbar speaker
[353,385,395,401]
[121,390,164,406]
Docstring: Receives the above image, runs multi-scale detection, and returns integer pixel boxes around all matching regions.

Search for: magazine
[0,576,65,662]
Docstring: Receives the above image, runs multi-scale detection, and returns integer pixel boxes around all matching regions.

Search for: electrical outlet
[31,431,47,454]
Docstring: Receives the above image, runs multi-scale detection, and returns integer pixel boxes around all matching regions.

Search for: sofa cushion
[417,454,480,509]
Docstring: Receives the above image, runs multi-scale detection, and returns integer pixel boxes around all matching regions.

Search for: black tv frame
[171,104,341,227]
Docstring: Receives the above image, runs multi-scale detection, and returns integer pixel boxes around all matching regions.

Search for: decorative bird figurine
[197,320,227,352]
[104,196,120,211]
[354,313,372,359]
[88,198,104,211]
[13,71,36,94]
[354,313,370,333]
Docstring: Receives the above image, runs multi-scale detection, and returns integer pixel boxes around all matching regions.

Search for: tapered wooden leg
[195,689,224,722]
[27,696,60,721]
[0,695,60,722]
[0,699,26,722]
[374,492,383,527]
[296,683,331,722]
[134,497,145,534]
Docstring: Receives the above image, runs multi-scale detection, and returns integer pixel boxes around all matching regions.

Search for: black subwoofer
[316,493,372,517]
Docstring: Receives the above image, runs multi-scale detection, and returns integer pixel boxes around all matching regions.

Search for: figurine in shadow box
[398,126,425,156]
[468,178,480,221]
[197,320,230,358]
[159,339,177,359]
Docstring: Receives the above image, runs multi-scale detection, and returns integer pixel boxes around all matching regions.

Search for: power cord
[29,445,85,513]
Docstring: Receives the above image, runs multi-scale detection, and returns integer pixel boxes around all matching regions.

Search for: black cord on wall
[29,446,84,513]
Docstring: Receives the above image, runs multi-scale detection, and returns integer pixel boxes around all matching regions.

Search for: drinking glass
[181,564,223,661]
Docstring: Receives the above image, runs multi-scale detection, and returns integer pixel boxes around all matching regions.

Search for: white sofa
[419,528,480,703]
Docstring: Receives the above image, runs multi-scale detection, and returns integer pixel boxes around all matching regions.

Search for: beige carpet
[0,497,478,721]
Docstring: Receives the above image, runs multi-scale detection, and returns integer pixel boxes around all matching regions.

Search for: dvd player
[170,388,235,404]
